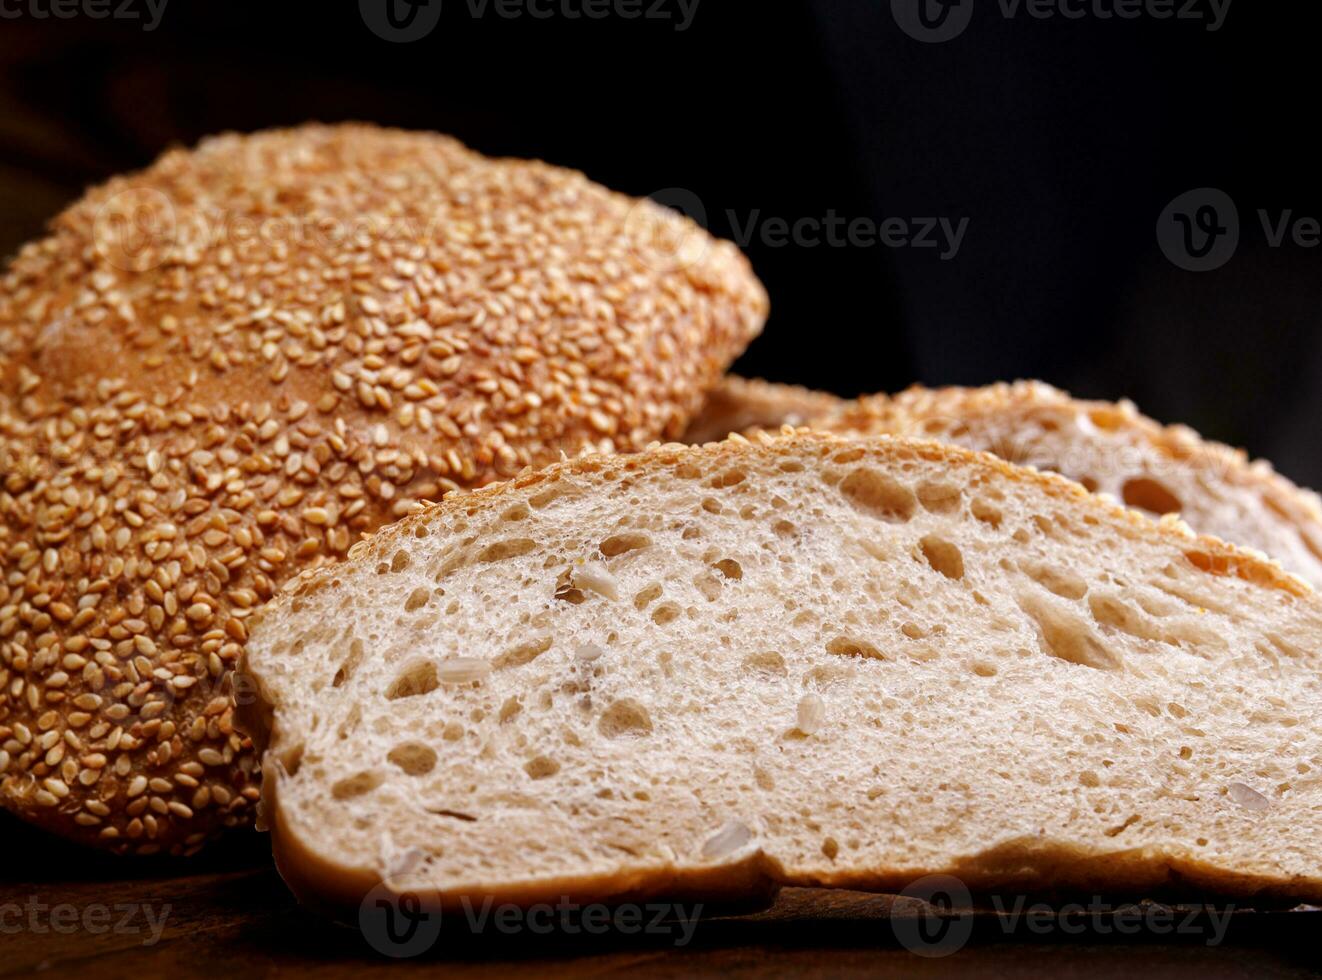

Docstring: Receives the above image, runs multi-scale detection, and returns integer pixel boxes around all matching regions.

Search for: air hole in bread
[404,587,431,613]
[1088,591,1164,642]
[1020,561,1088,600]
[701,497,722,515]
[711,468,747,489]
[331,771,382,799]
[803,664,851,688]
[713,558,743,580]
[1123,477,1181,516]
[694,572,722,601]
[825,636,885,661]
[332,638,364,688]
[427,808,478,822]
[773,519,796,538]
[391,551,410,573]
[743,651,787,676]
[524,755,561,780]
[1104,814,1142,838]
[1017,591,1123,671]
[971,497,1003,528]
[551,567,583,604]
[919,535,964,580]
[529,485,567,508]
[502,504,530,522]
[633,583,663,610]
[839,468,916,523]
[600,533,651,557]
[652,602,681,625]
[493,635,553,670]
[971,661,998,677]
[598,698,653,737]
[388,742,437,775]
[478,538,537,563]
[917,481,962,514]
[499,697,522,723]
[385,660,440,700]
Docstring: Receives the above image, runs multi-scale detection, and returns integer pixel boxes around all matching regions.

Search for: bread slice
[682,376,844,444]
[238,433,1322,914]
[813,382,1322,589]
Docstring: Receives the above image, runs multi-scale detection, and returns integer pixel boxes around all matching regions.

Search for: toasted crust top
[0,123,766,854]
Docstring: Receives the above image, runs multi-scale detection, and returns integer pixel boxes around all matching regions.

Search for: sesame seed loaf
[810,382,1322,589]
[238,434,1322,915]
[0,123,767,855]
[681,376,845,445]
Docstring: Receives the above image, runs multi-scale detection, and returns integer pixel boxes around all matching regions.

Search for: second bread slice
[239,434,1322,914]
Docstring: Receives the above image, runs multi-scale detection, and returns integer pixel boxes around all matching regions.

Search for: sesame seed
[0,122,765,854]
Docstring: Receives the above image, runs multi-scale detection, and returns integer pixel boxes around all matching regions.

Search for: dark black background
[1,0,1319,483]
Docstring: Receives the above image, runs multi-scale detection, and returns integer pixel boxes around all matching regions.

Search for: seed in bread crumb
[437,658,492,685]
[524,755,561,780]
[701,820,753,860]
[797,693,826,735]
[574,644,605,663]
[1227,782,1272,811]
[572,562,619,600]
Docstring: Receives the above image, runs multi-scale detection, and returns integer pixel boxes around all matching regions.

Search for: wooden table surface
[3,814,1318,979]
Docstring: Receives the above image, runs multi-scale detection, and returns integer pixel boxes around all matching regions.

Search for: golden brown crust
[0,123,767,854]
[814,381,1322,586]
[680,376,844,445]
